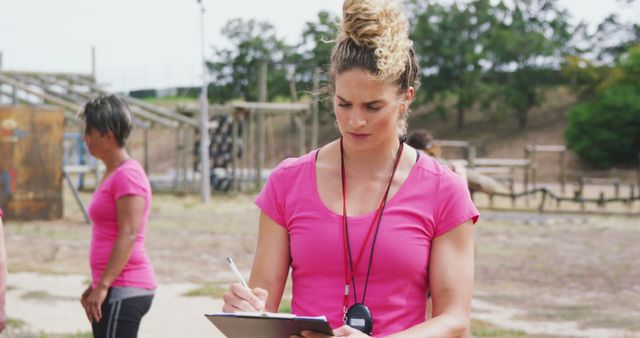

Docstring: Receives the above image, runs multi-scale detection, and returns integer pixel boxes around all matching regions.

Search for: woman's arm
[223,212,290,313]
[250,212,290,312]
[388,220,474,338]
[0,216,7,333]
[300,221,474,338]
[83,195,145,322]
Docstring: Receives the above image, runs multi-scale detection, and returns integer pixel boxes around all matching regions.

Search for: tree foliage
[207,18,292,103]
[565,45,640,167]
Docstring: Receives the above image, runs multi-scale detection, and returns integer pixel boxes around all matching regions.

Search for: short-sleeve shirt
[88,159,157,290]
[255,149,479,337]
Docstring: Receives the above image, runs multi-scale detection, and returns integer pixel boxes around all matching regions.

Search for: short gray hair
[79,95,133,147]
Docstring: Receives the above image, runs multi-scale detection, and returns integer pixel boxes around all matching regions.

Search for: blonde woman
[223,1,477,337]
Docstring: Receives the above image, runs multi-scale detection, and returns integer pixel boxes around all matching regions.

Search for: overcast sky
[1,0,638,92]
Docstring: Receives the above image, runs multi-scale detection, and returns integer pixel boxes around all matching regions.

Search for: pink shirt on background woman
[88,160,157,290]
[256,150,479,337]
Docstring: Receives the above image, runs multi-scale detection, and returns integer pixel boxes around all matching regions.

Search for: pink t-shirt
[88,160,157,289]
[255,150,479,337]
[0,208,3,218]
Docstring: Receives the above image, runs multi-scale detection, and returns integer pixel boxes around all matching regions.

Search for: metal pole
[91,46,96,82]
[198,0,211,202]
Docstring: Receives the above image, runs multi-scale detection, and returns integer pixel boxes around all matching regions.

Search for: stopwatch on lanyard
[339,137,404,335]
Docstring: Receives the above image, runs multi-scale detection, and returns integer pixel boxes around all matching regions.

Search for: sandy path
[6,272,225,338]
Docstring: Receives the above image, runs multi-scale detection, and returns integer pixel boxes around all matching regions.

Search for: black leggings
[92,288,154,338]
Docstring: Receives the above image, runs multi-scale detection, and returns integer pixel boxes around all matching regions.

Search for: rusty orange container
[0,105,64,220]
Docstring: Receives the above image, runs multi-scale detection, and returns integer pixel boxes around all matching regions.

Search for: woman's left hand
[291,325,371,338]
[82,285,109,323]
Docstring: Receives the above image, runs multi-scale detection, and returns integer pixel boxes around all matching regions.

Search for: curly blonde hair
[330,0,420,135]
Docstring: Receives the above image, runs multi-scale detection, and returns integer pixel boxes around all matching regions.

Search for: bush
[565,45,640,168]
[565,83,640,168]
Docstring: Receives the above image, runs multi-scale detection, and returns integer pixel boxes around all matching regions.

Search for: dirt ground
[3,187,640,338]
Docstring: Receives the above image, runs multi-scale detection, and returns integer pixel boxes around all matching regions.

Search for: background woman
[78,95,156,338]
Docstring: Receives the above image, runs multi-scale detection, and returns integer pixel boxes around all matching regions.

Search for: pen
[226,256,265,313]
[226,256,248,288]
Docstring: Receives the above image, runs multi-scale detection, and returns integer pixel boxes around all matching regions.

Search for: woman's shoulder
[414,152,454,178]
[271,150,317,174]
[113,159,149,182]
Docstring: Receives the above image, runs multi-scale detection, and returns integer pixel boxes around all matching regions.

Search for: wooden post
[531,150,537,190]
[143,127,149,174]
[184,127,191,192]
[231,112,239,192]
[560,150,566,195]
[298,112,306,155]
[248,110,256,191]
[244,111,251,191]
[175,127,181,190]
[467,145,476,168]
[287,65,298,102]
[524,147,531,206]
[637,153,640,191]
[256,61,268,190]
[257,111,265,190]
[12,85,17,105]
[311,67,320,150]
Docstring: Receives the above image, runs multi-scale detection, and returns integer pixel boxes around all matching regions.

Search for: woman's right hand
[222,283,268,313]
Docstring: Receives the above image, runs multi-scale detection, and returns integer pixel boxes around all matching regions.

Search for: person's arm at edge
[249,212,290,313]
[0,213,7,333]
[386,220,474,338]
[84,195,146,322]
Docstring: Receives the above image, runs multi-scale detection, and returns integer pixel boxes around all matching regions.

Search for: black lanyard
[340,137,404,333]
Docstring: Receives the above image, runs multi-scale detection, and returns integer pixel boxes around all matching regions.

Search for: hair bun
[338,0,412,80]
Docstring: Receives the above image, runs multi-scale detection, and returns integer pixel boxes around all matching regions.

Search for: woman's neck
[102,148,130,172]
[341,136,401,180]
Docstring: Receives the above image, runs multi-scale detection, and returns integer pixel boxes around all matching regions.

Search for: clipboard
[205,312,333,338]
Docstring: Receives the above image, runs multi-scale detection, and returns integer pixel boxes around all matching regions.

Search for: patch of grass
[523,304,591,322]
[279,299,291,313]
[471,319,527,337]
[59,332,93,338]
[22,290,54,300]
[21,290,75,302]
[37,333,93,338]
[7,317,27,329]
[183,283,229,299]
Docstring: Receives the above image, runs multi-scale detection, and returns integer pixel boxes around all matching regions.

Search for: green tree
[565,45,640,167]
[484,0,572,129]
[299,10,338,77]
[207,18,292,103]
[589,14,640,62]
[412,0,494,129]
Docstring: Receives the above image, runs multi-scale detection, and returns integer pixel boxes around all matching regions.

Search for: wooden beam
[525,145,566,153]
[473,158,532,167]
[435,140,471,148]
[1,73,156,128]
[231,101,311,113]
[62,74,198,127]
